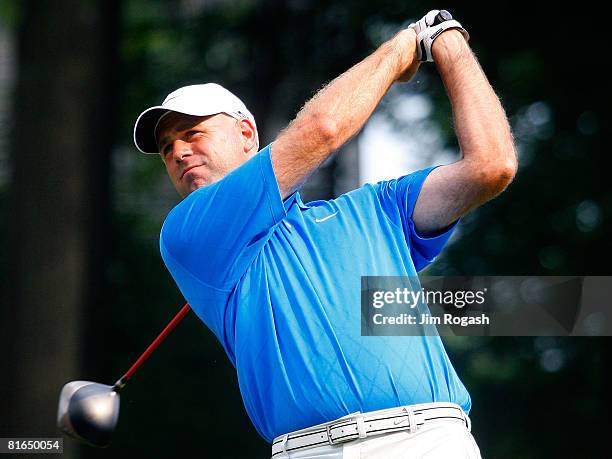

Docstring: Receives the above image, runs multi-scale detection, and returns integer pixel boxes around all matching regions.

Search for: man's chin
[180,176,219,197]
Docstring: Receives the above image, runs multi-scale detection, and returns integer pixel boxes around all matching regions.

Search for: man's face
[156,112,255,197]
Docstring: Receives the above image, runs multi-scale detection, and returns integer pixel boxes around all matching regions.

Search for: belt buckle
[326,424,340,446]
[326,419,361,446]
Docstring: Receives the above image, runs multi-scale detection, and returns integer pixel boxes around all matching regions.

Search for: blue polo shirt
[160,145,471,442]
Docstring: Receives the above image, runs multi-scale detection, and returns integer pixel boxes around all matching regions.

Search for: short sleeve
[375,166,458,272]
[160,145,285,290]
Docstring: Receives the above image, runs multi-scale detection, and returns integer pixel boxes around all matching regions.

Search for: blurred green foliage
[0,0,20,29]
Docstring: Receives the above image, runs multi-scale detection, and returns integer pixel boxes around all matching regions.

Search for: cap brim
[133,106,171,154]
[133,105,231,154]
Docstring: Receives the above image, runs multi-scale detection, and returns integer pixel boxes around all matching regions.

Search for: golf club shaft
[113,303,191,391]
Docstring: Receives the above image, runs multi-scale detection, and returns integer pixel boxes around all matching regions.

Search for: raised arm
[271,28,420,199]
[412,29,518,233]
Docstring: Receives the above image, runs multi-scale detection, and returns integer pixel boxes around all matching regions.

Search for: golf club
[57,303,191,447]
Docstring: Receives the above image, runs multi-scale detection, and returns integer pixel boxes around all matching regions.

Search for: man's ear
[239,118,257,153]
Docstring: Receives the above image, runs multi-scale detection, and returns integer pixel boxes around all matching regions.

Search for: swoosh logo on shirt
[393,418,408,426]
[314,212,338,223]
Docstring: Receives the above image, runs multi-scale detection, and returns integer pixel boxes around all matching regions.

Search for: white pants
[272,416,481,459]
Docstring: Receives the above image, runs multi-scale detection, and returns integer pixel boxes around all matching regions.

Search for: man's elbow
[474,150,518,197]
[491,154,518,191]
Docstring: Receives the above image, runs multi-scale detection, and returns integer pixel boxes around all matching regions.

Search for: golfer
[133,10,516,458]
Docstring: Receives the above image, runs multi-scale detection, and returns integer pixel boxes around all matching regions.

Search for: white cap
[133,83,258,154]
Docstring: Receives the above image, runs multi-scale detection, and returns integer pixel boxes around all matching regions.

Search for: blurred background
[0,0,610,458]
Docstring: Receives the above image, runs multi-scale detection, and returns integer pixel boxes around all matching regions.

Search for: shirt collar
[283,191,310,211]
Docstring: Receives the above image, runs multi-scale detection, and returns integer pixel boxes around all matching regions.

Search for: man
[133,9,516,459]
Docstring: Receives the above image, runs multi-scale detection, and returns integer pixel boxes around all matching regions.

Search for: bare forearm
[412,30,517,234]
[272,29,418,198]
[433,31,517,184]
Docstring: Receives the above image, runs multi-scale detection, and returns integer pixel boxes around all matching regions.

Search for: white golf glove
[409,9,470,62]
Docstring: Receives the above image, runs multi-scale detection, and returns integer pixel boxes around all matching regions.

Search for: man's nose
[171,139,192,162]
